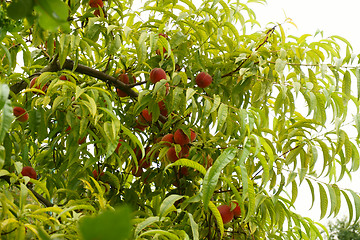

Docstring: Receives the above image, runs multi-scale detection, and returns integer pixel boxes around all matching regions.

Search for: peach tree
[1,0,360,239]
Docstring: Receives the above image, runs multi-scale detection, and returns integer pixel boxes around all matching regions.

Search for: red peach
[158,100,168,116]
[13,107,29,122]
[217,205,234,224]
[174,129,190,146]
[167,147,180,162]
[21,166,37,180]
[93,169,105,179]
[29,77,48,93]
[89,0,103,8]
[116,74,130,97]
[149,68,166,84]
[138,109,152,125]
[161,134,174,146]
[195,72,212,88]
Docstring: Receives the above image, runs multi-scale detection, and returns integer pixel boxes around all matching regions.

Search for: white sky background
[251,0,360,225]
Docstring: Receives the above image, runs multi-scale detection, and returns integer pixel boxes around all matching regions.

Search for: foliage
[326,218,360,240]
[1,0,360,239]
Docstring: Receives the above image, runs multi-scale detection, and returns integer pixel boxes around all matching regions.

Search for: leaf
[217,103,228,131]
[341,190,353,223]
[134,216,160,237]
[159,195,184,220]
[318,183,328,219]
[349,189,360,222]
[140,230,180,239]
[202,147,237,209]
[0,100,13,143]
[239,164,255,221]
[165,159,207,175]
[208,201,224,238]
[187,213,199,240]
[78,206,131,240]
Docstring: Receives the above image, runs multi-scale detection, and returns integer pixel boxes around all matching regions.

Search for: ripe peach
[78,136,86,145]
[149,68,166,84]
[195,72,212,88]
[134,120,147,132]
[180,145,190,158]
[190,129,196,142]
[13,107,29,122]
[21,166,37,180]
[92,169,104,179]
[167,147,180,162]
[29,77,48,93]
[59,75,69,81]
[231,201,241,217]
[180,166,189,176]
[161,134,174,146]
[132,166,143,177]
[116,74,130,97]
[89,0,103,8]
[217,205,234,224]
[158,100,168,116]
[138,109,152,125]
[174,129,190,146]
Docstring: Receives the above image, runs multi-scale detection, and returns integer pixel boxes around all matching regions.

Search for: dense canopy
[1,0,360,239]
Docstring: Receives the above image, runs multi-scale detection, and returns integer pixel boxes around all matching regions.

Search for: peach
[174,129,189,146]
[217,205,234,224]
[21,166,37,180]
[195,72,212,88]
[161,133,174,146]
[138,109,152,125]
[158,100,168,116]
[149,68,166,84]
[92,169,105,179]
[116,74,130,97]
[167,147,180,162]
[29,77,48,93]
[13,107,29,122]
[89,0,103,8]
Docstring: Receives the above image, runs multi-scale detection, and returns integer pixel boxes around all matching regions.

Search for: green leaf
[318,183,328,219]
[202,147,237,209]
[208,201,224,238]
[165,159,207,175]
[187,213,199,240]
[78,206,132,240]
[159,195,184,220]
[134,216,160,237]
[217,103,228,131]
[6,0,34,20]
[0,100,13,144]
[349,189,360,222]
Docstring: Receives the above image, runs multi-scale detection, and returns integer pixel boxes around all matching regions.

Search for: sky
[251,0,360,225]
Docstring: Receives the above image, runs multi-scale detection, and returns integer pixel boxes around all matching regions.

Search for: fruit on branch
[190,129,196,142]
[138,109,152,125]
[21,166,37,184]
[132,166,143,177]
[167,147,180,162]
[180,144,190,158]
[78,136,86,145]
[180,166,189,176]
[174,129,190,146]
[161,134,174,146]
[59,75,69,81]
[29,77,48,93]
[94,8,106,17]
[89,0,103,8]
[158,100,168,116]
[149,68,167,84]
[13,107,29,122]
[217,205,234,224]
[116,73,136,97]
[195,72,212,88]
[92,169,104,179]
[231,201,241,217]
[138,147,152,169]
